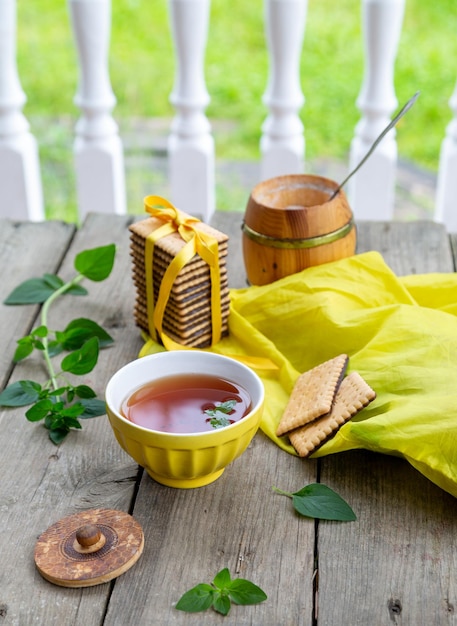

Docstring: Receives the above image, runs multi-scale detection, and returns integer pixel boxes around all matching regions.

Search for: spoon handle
[329,91,420,201]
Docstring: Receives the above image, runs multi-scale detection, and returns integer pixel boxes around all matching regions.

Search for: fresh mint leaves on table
[176,567,267,616]
[204,399,236,429]
[0,244,116,444]
[273,483,357,521]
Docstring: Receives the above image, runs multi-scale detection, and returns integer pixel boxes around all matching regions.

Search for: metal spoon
[328,91,420,201]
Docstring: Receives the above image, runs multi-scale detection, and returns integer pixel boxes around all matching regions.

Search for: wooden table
[1,214,457,626]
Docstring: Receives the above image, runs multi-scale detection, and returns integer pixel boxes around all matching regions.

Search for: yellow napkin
[141,251,457,498]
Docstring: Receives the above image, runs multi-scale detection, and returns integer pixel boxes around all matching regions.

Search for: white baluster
[260,0,307,181]
[68,0,126,219]
[435,81,457,233]
[348,0,405,220]
[168,0,214,222]
[0,0,44,221]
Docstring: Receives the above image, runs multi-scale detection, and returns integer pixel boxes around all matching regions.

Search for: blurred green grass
[16,0,457,221]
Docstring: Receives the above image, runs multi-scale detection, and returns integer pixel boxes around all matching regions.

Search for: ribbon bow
[143,195,222,350]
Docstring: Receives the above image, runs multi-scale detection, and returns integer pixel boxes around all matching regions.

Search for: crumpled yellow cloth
[140,251,457,498]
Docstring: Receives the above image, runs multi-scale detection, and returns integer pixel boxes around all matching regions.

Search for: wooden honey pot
[242,174,357,285]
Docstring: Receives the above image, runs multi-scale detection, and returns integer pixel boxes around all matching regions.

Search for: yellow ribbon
[143,195,222,351]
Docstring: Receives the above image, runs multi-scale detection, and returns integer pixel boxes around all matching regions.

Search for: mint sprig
[176,567,267,616]
[204,399,236,429]
[0,244,116,444]
[272,483,356,521]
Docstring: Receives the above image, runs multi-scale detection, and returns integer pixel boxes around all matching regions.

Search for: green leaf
[41,274,86,296]
[61,318,114,350]
[13,340,34,362]
[44,413,58,430]
[16,336,32,345]
[291,484,356,521]
[228,579,268,605]
[61,337,99,375]
[43,274,64,290]
[33,325,48,338]
[3,277,59,304]
[60,416,83,429]
[74,244,116,282]
[47,340,64,357]
[175,584,214,613]
[49,427,70,445]
[209,415,231,429]
[213,568,232,589]
[60,403,85,418]
[0,380,41,406]
[78,398,106,418]
[212,592,231,616]
[64,284,88,296]
[25,399,53,422]
[205,399,236,417]
[74,385,97,399]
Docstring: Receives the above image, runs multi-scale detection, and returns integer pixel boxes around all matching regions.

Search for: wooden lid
[34,509,144,588]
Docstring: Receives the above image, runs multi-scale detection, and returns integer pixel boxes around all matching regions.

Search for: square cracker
[276,354,349,437]
[288,371,376,458]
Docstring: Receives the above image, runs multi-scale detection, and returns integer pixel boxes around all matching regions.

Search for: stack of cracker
[276,354,376,458]
[129,215,230,348]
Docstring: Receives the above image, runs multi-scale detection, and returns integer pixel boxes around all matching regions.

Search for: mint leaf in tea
[122,374,251,433]
[204,399,237,429]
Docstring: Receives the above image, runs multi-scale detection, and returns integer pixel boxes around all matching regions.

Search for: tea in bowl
[105,351,265,488]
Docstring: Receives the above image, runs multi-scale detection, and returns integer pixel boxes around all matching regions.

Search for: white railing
[1,0,457,232]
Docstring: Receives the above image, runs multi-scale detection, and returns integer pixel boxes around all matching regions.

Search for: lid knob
[74,524,106,554]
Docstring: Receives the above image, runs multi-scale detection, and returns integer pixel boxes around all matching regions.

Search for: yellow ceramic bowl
[105,351,265,488]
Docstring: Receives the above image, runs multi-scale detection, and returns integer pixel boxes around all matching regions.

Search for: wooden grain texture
[0,215,142,626]
[355,220,453,275]
[211,211,247,288]
[318,451,457,626]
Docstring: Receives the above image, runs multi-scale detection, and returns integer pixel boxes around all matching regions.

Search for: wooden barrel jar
[242,174,357,285]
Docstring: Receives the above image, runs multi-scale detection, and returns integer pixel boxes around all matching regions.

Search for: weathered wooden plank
[356,220,453,275]
[0,219,76,388]
[318,451,457,626]
[318,221,457,625]
[210,211,247,288]
[0,214,143,626]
